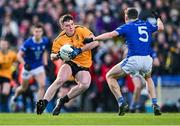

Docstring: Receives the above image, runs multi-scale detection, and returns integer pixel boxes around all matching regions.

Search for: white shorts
[22,66,45,80]
[120,55,153,77]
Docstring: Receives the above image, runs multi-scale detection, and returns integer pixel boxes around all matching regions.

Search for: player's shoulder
[8,50,17,56]
[23,37,33,45]
[42,36,49,43]
[54,31,66,42]
[75,25,89,31]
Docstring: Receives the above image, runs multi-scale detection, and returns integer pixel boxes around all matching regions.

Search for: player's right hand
[56,51,63,60]
[24,63,31,71]
[83,38,94,43]
[152,11,160,20]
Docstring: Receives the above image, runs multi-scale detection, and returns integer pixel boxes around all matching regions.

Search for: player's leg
[105,62,128,115]
[142,55,161,115]
[13,79,29,101]
[33,67,46,100]
[145,73,161,115]
[1,82,11,112]
[130,75,144,112]
[52,70,91,115]
[36,64,72,114]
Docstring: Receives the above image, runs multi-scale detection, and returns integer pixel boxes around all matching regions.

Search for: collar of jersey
[32,36,43,43]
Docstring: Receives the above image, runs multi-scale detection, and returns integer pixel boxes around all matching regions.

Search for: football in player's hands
[59,44,74,61]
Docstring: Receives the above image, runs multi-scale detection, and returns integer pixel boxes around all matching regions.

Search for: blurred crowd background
[0,0,180,113]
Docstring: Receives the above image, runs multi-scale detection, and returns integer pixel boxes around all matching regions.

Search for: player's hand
[83,38,94,43]
[69,47,82,60]
[24,63,31,71]
[152,11,160,20]
[56,51,63,60]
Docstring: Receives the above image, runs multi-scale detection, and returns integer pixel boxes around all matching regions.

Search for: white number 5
[138,26,149,42]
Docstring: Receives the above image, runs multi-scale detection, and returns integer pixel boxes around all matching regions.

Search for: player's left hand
[152,11,160,20]
[69,47,82,60]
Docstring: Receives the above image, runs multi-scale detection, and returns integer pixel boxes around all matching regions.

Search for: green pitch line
[0,113,180,125]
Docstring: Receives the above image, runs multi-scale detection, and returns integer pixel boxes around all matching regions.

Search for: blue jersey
[20,36,49,69]
[115,19,158,57]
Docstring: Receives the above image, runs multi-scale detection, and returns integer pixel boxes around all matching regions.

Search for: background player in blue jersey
[84,8,164,116]
[11,24,49,105]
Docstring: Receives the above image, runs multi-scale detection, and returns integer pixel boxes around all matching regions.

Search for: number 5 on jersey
[138,26,149,42]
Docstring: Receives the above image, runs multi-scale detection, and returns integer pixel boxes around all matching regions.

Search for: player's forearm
[17,53,25,64]
[157,18,164,31]
[94,32,115,41]
[43,51,48,66]
[81,41,99,51]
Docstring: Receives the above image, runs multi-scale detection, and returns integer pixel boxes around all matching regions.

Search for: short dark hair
[59,14,74,25]
[34,23,43,29]
[127,8,138,19]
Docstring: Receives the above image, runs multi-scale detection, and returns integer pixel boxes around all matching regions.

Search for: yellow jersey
[52,25,93,68]
[0,50,17,79]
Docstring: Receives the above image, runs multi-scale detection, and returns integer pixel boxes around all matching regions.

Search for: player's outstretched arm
[81,34,99,52]
[94,31,118,41]
[84,31,118,43]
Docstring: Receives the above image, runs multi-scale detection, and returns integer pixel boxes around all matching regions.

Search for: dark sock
[43,99,48,107]
[60,95,69,104]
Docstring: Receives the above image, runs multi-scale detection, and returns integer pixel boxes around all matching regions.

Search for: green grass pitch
[0,113,180,125]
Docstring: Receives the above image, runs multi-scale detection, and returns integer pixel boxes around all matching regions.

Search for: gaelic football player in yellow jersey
[36,14,99,115]
[0,39,17,112]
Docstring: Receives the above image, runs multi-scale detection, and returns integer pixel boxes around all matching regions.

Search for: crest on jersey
[75,35,79,41]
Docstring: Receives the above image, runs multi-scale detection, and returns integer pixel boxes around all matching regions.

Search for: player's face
[62,20,75,36]
[33,28,43,39]
[124,9,129,23]
[0,40,9,51]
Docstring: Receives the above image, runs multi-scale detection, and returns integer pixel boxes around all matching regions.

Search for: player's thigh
[2,82,11,95]
[107,62,126,79]
[21,79,30,89]
[75,71,91,85]
[56,64,72,82]
[132,76,143,90]
[34,71,46,86]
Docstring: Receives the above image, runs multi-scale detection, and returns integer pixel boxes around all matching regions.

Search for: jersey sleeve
[150,48,157,59]
[115,24,127,36]
[44,37,51,50]
[51,36,62,54]
[147,21,158,33]
[20,40,28,52]
[12,52,17,62]
[81,27,93,38]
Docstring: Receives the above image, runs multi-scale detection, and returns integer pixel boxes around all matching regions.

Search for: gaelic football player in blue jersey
[11,24,49,108]
[84,8,164,116]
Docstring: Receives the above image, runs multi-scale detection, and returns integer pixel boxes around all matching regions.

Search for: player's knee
[106,73,109,80]
[55,77,67,85]
[21,85,28,92]
[39,84,45,90]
